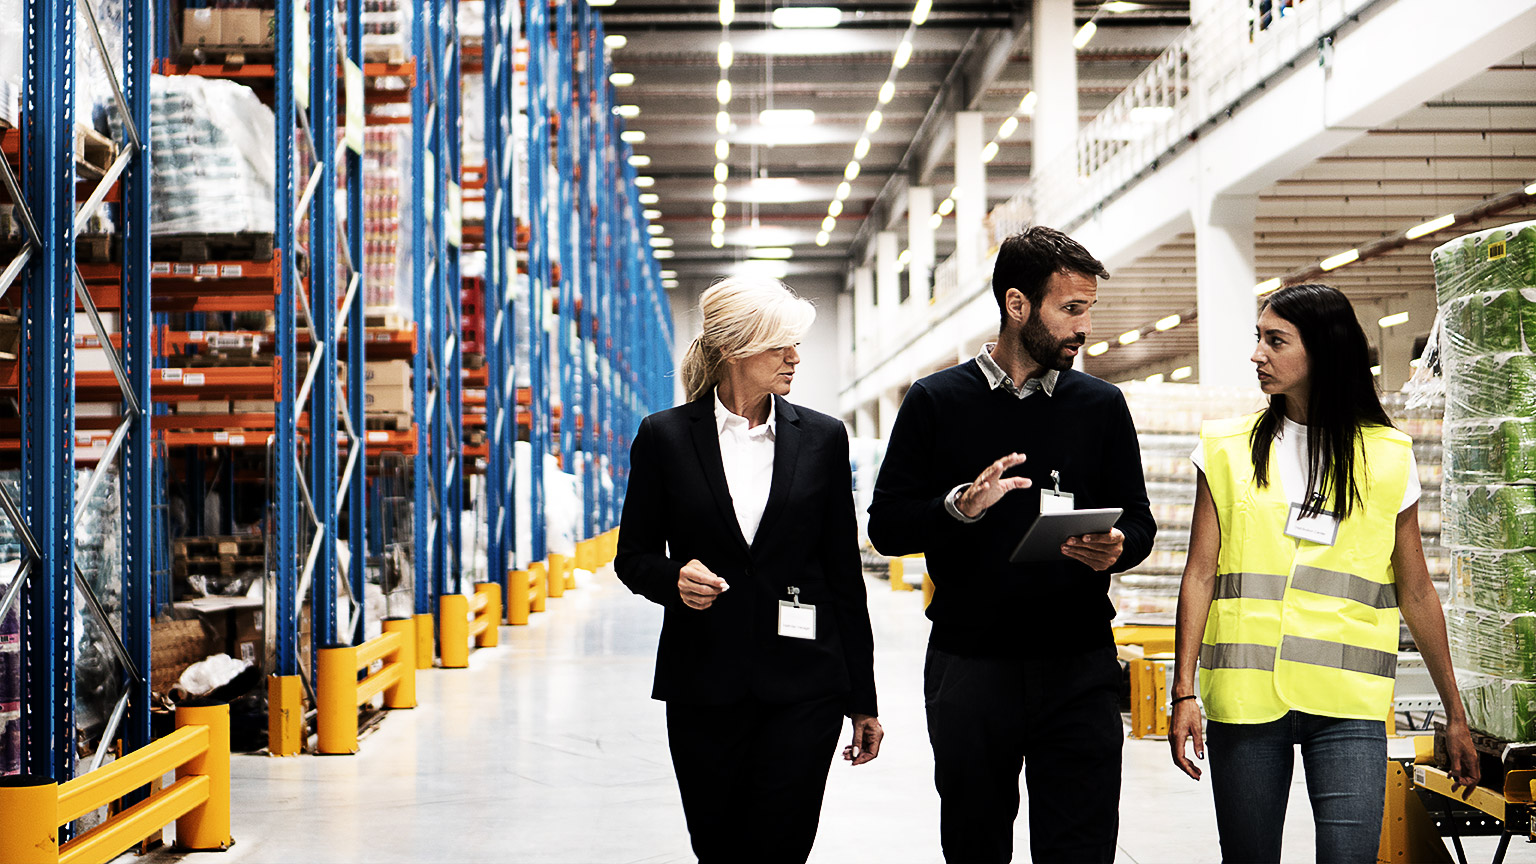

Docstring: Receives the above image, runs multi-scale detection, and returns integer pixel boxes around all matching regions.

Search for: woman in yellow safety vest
[1168,283,1479,863]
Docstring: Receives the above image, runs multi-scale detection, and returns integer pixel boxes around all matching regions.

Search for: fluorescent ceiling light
[1128,105,1173,123]
[816,231,830,246]
[844,162,861,181]
[737,259,789,279]
[1253,277,1281,295]
[719,0,733,25]
[981,141,999,163]
[771,6,842,28]
[1145,373,1165,384]
[1320,249,1359,271]
[1170,366,1192,381]
[1118,329,1140,345]
[759,108,816,126]
[643,209,661,219]
[634,176,655,187]
[714,183,728,201]
[822,216,836,232]
[1406,214,1455,239]
[711,201,726,218]
[1379,311,1410,328]
[836,181,851,201]
[605,34,627,49]
[714,163,729,182]
[628,154,651,167]
[620,130,646,143]
[649,236,673,247]
[1019,91,1038,115]
[662,279,679,289]
[897,248,911,266]
[734,177,813,204]
[1155,314,1181,331]
[716,111,731,134]
[911,0,932,26]
[712,218,725,233]
[639,193,659,204]
[828,200,843,217]
[587,0,616,6]
[1087,341,1109,356]
[1101,1,1148,11]
[866,110,883,133]
[854,137,870,159]
[647,224,664,235]
[718,41,733,69]
[711,235,724,248]
[614,104,640,118]
[928,212,942,229]
[716,80,732,104]
[715,140,729,161]
[878,80,895,105]
[894,40,913,69]
[1526,181,1536,195]
[936,197,954,216]
[750,247,794,259]
[1073,21,1097,50]
[654,249,674,258]
[998,116,1018,139]
[610,72,635,86]
[660,270,677,279]
[1370,365,1382,377]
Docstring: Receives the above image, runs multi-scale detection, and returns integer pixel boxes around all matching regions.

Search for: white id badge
[1040,489,1075,514]
[1284,503,1340,546]
[778,601,817,640]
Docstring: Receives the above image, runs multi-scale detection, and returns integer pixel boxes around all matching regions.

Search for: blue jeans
[1206,712,1386,864]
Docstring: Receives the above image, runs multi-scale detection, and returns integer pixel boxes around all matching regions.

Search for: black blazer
[616,394,878,718]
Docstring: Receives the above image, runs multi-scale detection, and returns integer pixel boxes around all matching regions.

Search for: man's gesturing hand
[956,453,1033,518]
[678,559,729,610]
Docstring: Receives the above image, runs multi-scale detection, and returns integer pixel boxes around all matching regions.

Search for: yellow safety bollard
[440,593,471,668]
[604,528,619,564]
[531,562,548,613]
[413,612,434,670]
[174,702,233,850]
[507,569,531,625]
[889,557,911,591]
[317,644,362,754]
[921,573,935,609]
[474,583,501,647]
[268,674,304,757]
[381,618,417,708]
[563,555,577,591]
[0,775,60,863]
[575,538,594,572]
[547,554,567,598]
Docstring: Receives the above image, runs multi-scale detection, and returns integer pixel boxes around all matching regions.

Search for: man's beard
[1019,309,1082,372]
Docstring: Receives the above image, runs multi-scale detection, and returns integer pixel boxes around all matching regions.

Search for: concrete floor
[126,568,1517,863]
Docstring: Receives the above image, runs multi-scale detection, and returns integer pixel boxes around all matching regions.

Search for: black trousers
[924,645,1123,864]
[666,695,845,864]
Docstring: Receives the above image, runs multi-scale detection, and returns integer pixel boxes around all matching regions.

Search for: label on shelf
[197,264,219,278]
[367,431,389,443]
[151,262,171,275]
[344,59,365,154]
[188,331,206,342]
[214,431,229,443]
[229,434,246,447]
[173,264,195,276]
[184,372,206,387]
[161,369,184,382]
[220,264,244,278]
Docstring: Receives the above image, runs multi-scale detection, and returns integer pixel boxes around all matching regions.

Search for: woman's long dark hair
[1251,283,1395,519]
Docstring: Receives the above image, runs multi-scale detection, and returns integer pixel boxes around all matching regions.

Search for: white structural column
[876,231,901,347]
[853,266,875,370]
[854,404,875,440]
[1194,194,1258,386]
[1031,0,1079,173]
[954,112,987,289]
[878,391,899,441]
[836,290,854,385]
[907,186,935,307]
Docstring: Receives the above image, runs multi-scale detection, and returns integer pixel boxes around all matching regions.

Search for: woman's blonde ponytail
[680,334,720,403]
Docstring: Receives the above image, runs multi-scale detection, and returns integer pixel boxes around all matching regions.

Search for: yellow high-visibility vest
[1198,413,1411,723]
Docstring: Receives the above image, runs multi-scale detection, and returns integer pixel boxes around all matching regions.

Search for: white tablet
[1008,508,1124,563]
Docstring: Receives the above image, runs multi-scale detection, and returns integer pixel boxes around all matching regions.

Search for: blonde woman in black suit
[616,276,882,864]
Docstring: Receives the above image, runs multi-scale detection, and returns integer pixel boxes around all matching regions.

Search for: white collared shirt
[975,342,1059,399]
[715,389,777,544]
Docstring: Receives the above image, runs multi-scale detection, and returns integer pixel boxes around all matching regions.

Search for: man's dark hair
[992,226,1109,325]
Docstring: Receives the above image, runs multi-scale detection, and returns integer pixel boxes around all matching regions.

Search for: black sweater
[868,361,1156,658]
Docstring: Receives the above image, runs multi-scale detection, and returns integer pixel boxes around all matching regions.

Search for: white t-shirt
[1191,417,1420,513]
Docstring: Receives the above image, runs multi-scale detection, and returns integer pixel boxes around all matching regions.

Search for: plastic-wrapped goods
[1452,550,1536,614]
[1457,672,1536,743]
[1443,484,1536,550]
[139,75,275,234]
[1448,606,1536,680]
[1446,353,1536,422]
[1444,418,1536,484]
[1432,221,1536,307]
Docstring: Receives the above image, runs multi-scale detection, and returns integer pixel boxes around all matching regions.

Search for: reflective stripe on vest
[1290,565,1398,610]
[1201,636,1397,680]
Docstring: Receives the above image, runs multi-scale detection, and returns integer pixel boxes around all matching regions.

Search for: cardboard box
[222,9,263,46]
[176,401,233,415]
[364,385,411,414]
[364,360,412,388]
[232,400,277,414]
[182,8,221,46]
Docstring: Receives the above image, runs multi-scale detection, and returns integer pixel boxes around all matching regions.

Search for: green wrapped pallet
[1444,420,1496,483]
[1458,671,1536,742]
[1432,220,1536,306]
[1452,550,1536,613]
[1447,354,1536,420]
[1474,289,1525,354]
[1447,605,1536,680]
[1490,417,1536,481]
[1443,484,1536,550]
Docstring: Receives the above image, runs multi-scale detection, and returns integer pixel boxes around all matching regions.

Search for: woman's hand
[678,559,729,610]
[1168,699,1206,781]
[843,714,883,766]
[1445,717,1481,798]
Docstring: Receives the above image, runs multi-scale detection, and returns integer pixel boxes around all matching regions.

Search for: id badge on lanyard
[778,587,816,640]
[1040,470,1075,514]
[1285,497,1340,546]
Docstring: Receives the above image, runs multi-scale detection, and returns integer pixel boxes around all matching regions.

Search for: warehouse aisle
[132,568,1457,864]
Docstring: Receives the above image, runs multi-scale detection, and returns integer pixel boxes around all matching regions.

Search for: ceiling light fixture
[716,79,732,104]
[610,72,634,86]
[998,116,1018,139]
[620,130,645,143]
[928,212,942,229]
[1072,20,1097,50]
[711,234,724,248]
[1406,214,1455,239]
[844,162,861,181]
[751,247,794,259]
[714,162,729,182]
[866,110,883,132]
[605,34,627,49]
[1087,341,1109,356]
[1370,365,1382,377]
[716,111,730,134]
[878,80,895,104]
[1320,249,1359,271]
[854,137,870,159]
[1118,329,1140,345]
[643,209,661,219]
[647,224,664,235]
[634,175,655,187]
[654,249,675,258]
[1019,91,1038,115]
[911,0,932,26]
[639,192,659,204]
[1171,366,1192,381]
[1145,373,1165,384]
[822,216,836,232]
[713,183,728,201]
[662,279,679,289]
[718,41,733,69]
[1379,311,1410,328]
[894,39,913,69]
[711,202,726,218]
[816,232,830,246]
[1101,1,1148,11]
[628,154,650,167]
[981,141,999,163]
[759,108,816,126]
[828,200,843,217]
[715,140,729,160]
[936,197,954,216]
[587,0,615,6]
[712,218,725,233]
[649,236,673,247]
[718,0,733,25]
[1155,314,1181,331]
[660,270,677,279]
[836,181,851,201]
[771,6,842,28]
[613,104,640,118]
[1253,277,1281,295]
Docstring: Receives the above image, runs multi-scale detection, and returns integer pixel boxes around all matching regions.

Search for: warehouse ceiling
[600,0,1191,289]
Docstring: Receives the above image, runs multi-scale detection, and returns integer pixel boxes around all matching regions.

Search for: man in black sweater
[869,226,1155,863]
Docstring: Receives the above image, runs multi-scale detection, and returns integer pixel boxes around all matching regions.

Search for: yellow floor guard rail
[0,703,232,863]
[441,583,501,668]
[317,619,417,754]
